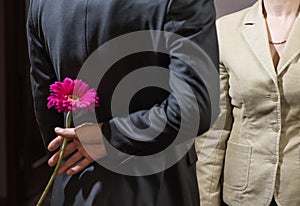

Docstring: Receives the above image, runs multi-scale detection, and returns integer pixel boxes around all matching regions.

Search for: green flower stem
[36,111,71,206]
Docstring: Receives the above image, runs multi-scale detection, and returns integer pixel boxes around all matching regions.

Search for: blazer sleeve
[27,0,64,148]
[195,60,233,206]
[101,0,219,156]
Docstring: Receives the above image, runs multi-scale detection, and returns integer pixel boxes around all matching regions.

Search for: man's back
[27,0,219,205]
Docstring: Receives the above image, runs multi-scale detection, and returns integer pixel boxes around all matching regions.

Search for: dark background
[0,0,256,205]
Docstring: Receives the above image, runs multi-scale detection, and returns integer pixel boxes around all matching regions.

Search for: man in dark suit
[27,0,219,205]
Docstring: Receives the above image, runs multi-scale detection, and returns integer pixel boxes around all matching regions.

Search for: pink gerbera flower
[47,77,99,113]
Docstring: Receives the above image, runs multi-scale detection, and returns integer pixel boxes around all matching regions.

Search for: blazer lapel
[242,1,277,83]
[277,15,300,75]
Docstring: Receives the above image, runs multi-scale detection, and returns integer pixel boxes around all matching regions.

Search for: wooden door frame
[0,0,7,203]
[1,0,29,205]
[1,0,52,205]
[4,0,26,205]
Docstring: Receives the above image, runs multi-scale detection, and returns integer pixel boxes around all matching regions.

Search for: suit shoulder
[167,0,216,26]
[27,0,46,23]
[215,6,255,62]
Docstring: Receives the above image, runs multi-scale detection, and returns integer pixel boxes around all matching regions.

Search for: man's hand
[48,123,107,175]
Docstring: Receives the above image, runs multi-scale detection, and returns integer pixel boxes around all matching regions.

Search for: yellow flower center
[67,95,81,102]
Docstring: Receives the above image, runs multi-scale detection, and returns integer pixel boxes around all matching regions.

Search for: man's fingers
[48,151,60,167]
[48,127,77,152]
[48,135,64,152]
[48,141,77,166]
[47,124,106,175]
[66,158,93,175]
[55,127,77,138]
[58,152,83,175]
[61,141,77,158]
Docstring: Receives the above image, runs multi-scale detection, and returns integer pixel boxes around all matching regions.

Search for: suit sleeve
[27,0,64,148]
[195,60,233,206]
[101,0,219,156]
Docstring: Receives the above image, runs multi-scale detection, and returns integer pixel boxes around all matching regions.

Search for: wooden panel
[3,0,52,205]
[0,198,8,206]
[4,0,23,205]
[0,0,7,200]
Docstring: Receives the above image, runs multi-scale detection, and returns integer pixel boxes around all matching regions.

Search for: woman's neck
[263,0,300,18]
[263,0,300,68]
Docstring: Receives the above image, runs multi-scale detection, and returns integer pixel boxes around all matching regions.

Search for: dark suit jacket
[27,0,219,205]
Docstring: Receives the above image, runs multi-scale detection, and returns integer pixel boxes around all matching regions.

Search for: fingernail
[55,127,62,132]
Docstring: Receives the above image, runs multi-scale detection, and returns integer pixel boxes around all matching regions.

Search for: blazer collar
[242,0,300,78]
[277,14,300,75]
[242,0,277,81]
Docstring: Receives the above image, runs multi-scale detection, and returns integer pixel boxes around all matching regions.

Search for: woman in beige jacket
[196,0,300,205]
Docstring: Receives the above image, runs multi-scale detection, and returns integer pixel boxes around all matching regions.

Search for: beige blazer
[196,1,300,206]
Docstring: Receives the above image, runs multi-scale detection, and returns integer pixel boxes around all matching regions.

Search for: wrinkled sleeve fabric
[195,60,233,205]
[101,0,219,156]
[27,0,64,148]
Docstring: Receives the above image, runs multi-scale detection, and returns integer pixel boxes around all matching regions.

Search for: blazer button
[272,125,280,133]
[271,94,278,102]
[271,156,277,164]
